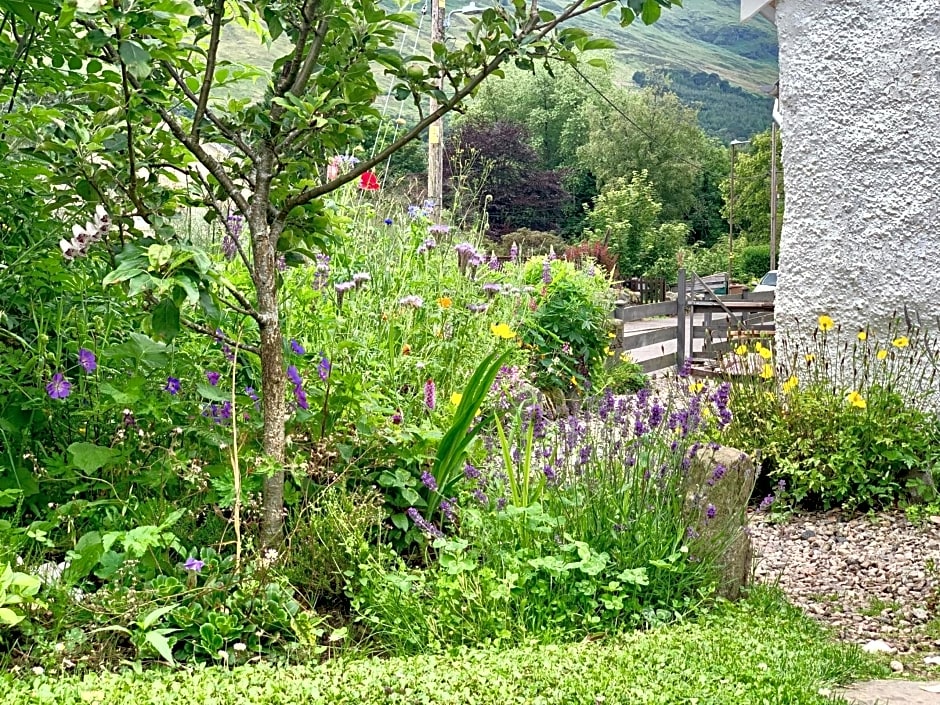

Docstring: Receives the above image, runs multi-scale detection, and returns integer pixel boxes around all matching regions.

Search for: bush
[733,245,771,282]
[718,317,940,510]
[496,228,566,258]
[563,240,619,278]
[597,353,649,395]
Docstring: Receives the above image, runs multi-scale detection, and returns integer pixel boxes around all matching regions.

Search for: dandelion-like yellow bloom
[607,332,617,339]
[782,376,799,394]
[857,330,867,341]
[490,323,516,339]
[570,375,580,388]
[437,296,453,309]
[846,391,867,409]
[892,336,909,349]
[805,353,816,363]
[754,342,765,352]
[818,315,835,332]
[735,344,748,356]
[877,349,888,361]
[450,392,463,406]
[759,363,774,380]
[621,351,632,362]
[688,381,704,394]
[758,346,772,361]
[604,346,614,357]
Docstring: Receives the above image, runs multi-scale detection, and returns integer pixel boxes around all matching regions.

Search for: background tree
[719,128,784,246]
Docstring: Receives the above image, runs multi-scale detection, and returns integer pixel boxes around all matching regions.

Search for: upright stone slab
[774,0,940,335]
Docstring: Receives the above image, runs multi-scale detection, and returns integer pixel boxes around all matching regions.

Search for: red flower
[359,171,380,190]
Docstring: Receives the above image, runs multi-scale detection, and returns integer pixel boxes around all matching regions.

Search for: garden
[2,0,940,703]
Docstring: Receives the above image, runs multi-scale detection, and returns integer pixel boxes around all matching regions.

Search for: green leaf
[582,38,617,51]
[139,604,176,631]
[641,0,661,24]
[151,299,180,342]
[144,630,175,665]
[119,40,152,79]
[0,607,24,626]
[67,442,117,473]
[197,383,230,403]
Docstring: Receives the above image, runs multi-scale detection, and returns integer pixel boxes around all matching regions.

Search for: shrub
[734,245,771,282]
[597,353,649,395]
[563,240,619,278]
[497,228,566,258]
[718,317,940,510]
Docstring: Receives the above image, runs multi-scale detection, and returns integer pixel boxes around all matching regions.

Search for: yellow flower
[804,353,816,363]
[846,390,867,409]
[759,363,774,380]
[818,315,835,332]
[688,381,704,394]
[782,376,799,394]
[857,330,867,341]
[490,323,516,340]
[621,351,632,362]
[604,346,614,357]
[754,341,765,352]
[607,332,616,339]
[450,392,462,407]
[892,336,909,349]
[757,346,772,361]
[701,407,712,419]
[570,375,580,388]
[401,344,411,355]
[735,344,748,356]
[437,296,453,309]
[877,349,888,361]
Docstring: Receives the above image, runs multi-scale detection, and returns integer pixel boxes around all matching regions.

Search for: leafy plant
[0,563,42,630]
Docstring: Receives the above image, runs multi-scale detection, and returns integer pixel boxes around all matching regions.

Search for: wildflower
[490,322,516,340]
[454,242,477,274]
[276,255,287,271]
[759,363,774,380]
[391,409,403,425]
[46,373,72,400]
[206,370,221,386]
[846,390,867,409]
[450,392,462,406]
[287,365,302,385]
[487,252,500,271]
[334,280,355,307]
[290,339,306,356]
[428,224,450,234]
[857,330,867,341]
[757,346,772,360]
[352,272,371,287]
[877,349,888,361]
[892,336,909,348]
[468,303,489,314]
[401,344,411,355]
[233,642,247,652]
[221,235,238,261]
[817,315,835,332]
[318,353,331,382]
[782,375,799,394]
[164,376,181,395]
[358,171,380,190]
[758,494,775,511]
[688,381,704,394]
[541,258,552,284]
[77,348,97,373]
[482,282,501,298]
[710,465,727,484]
[805,353,816,363]
[294,385,309,410]
[399,295,424,308]
[509,241,519,262]
[424,379,436,410]
[383,218,393,225]
[420,471,438,491]
[437,296,453,309]
[440,498,457,523]
[423,237,437,251]
[405,507,444,539]
[473,488,489,506]
[183,557,205,572]
[705,504,716,520]
[735,344,748,356]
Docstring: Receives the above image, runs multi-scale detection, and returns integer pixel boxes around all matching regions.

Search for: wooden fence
[622,276,667,304]
[612,269,775,375]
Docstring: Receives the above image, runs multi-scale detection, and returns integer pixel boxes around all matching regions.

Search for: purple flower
[384,217,393,225]
[399,295,424,308]
[473,488,489,506]
[276,255,287,271]
[464,462,481,481]
[541,258,552,284]
[468,303,489,313]
[244,386,259,402]
[429,224,450,234]
[509,241,519,263]
[424,379,436,410]
[335,280,356,307]
[391,409,403,425]
[318,353,331,382]
[487,252,500,271]
[287,365,302,385]
[183,557,205,572]
[206,370,221,386]
[440,498,457,522]
[164,376,181,395]
[454,242,477,274]
[353,272,371,287]
[678,358,692,379]
[225,214,243,238]
[406,507,444,539]
[482,282,501,298]
[221,235,238,261]
[294,384,309,410]
[420,471,438,492]
[290,339,306,356]
[46,373,72,400]
[705,504,717,520]
[759,494,775,511]
[77,348,97,373]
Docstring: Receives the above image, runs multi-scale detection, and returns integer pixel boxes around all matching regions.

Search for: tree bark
[251,146,287,548]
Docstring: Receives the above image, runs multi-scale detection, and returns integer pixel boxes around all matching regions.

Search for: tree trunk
[251,148,287,548]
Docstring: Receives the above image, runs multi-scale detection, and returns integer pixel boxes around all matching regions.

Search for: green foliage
[718,320,940,510]
[497,229,566,258]
[720,129,783,245]
[0,563,42,630]
[734,244,772,282]
[597,354,649,395]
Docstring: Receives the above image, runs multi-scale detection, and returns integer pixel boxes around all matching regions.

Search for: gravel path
[750,510,940,664]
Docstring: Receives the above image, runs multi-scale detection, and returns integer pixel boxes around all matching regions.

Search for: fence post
[676,268,687,370]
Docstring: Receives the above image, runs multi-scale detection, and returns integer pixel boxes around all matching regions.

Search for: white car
[752,270,777,293]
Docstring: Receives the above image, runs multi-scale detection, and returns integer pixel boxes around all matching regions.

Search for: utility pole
[728,140,749,279]
[769,121,779,270]
[427,0,445,214]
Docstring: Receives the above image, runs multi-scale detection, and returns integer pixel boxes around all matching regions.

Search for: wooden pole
[769,121,779,271]
[427,0,445,214]
[676,267,687,371]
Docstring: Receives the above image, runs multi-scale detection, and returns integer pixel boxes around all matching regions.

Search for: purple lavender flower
[678,358,692,378]
[183,557,205,572]
[473,488,489,506]
[420,471,438,492]
[776,479,787,492]
[710,465,727,485]
[424,379,436,410]
[496,497,507,511]
[318,353,331,382]
[206,370,221,387]
[541,258,552,284]
[245,385,260,410]
[353,272,371,287]
[287,365,302,385]
[221,235,238,262]
[164,376,181,395]
[406,507,444,539]
[686,527,700,540]
[578,444,593,466]
[543,464,558,484]
[599,387,615,420]
[705,504,717,520]
[487,252,500,271]
[759,494,775,511]
[225,214,243,237]
[77,348,97,373]
[649,400,664,427]
[509,241,519,263]
[46,373,72,400]
[290,339,306,356]
[399,295,424,308]
[464,462,481,481]
[440,498,457,523]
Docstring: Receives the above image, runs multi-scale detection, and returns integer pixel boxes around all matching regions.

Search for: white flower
[233,642,247,652]
[31,666,44,676]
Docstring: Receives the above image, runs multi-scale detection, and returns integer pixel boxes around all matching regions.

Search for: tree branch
[273,0,319,97]
[289,17,329,97]
[191,0,224,137]
[180,315,261,356]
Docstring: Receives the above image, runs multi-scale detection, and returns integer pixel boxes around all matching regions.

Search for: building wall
[775,0,940,335]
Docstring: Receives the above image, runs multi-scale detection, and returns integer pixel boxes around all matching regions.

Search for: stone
[890,660,904,673]
[800,529,816,539]
[862,639,897,654]
[924,656,940,666]
[685,446,757,600]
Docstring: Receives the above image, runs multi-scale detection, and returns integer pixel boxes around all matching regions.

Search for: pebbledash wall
[747,0,940,334]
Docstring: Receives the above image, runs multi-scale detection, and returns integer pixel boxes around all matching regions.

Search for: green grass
[0,589,885,705]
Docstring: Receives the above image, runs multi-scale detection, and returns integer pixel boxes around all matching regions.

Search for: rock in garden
[890,660,904,673]
[862,639,897,654]
[685,446,757,600]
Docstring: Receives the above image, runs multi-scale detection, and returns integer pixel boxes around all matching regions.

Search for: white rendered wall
[774,0,940,335]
